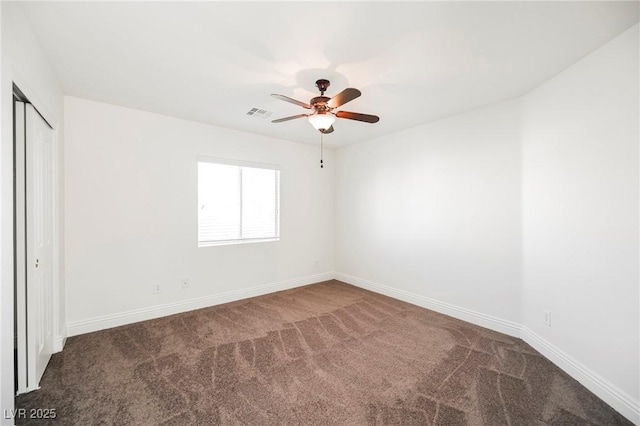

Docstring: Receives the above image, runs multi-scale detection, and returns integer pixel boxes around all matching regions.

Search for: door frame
[13,97,27,394]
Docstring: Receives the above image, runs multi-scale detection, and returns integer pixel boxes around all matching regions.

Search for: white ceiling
[21,1,639,147]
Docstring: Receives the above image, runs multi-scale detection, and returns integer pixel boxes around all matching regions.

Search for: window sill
[198,237,280,248]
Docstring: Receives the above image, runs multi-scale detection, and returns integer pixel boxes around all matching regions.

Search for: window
[198,159,280,246]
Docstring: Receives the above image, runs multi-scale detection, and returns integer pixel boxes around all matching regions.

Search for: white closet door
[17,102,55,392]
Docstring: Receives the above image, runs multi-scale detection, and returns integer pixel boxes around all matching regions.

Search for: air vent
[246,108,272,119]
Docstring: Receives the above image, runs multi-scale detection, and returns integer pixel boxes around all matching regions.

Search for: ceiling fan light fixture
[308,113,336,131]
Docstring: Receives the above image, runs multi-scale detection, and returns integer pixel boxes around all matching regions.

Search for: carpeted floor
[16,280,631,425]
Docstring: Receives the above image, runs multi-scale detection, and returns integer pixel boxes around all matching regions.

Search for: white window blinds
[198,160,280,246]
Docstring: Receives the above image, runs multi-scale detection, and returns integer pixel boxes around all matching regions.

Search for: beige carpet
[17,280,632,425]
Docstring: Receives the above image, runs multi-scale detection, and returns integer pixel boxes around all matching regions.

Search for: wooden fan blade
[320,125,334,134]
[271,114,308,123]
[271,94,311,109]
[328,88,361,108]
[335,110,380,123]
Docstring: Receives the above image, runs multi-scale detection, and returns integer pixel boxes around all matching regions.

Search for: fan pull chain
[320,132,324,168]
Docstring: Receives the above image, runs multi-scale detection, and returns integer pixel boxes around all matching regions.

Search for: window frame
[197,156,281,247]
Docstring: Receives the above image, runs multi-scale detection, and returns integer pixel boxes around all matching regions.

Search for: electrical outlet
[180,279,189,289]
[314,259,319,268]
[544,309,551,327]
[153,284,162,294]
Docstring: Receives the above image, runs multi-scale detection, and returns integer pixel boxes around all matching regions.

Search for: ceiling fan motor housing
[315,79,330,95]
[311,96,331,113]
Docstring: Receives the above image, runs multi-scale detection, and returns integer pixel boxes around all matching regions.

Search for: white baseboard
[335,272,521,337]
[66,271,335,337]
[335,272,639,424]
[521,327,639,424]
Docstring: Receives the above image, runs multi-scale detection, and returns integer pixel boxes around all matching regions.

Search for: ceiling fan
[271,79,379,134]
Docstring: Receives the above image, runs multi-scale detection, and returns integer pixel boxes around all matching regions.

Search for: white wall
[522,23,639,415]
[334,23,639,422]
[64,97,334,334]
[1,3,64,424]
[335,99,523,327]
